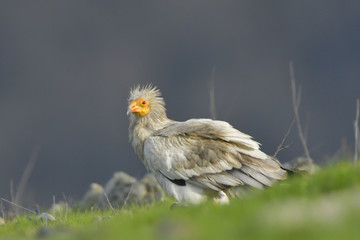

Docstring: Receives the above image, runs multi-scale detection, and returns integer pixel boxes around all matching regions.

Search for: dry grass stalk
[122,184,135,208]
[14,144,41,211]
[52,195,56,214]
[209,66,217,120]
[62,192,70,217]
[62,192,69,207]
[289,62,313,163]
[1,197,36,214]
[0,199,5,224]
[103,192,118,215]
[10,180,14,202]
[354,98,359,163]
[274,117,295,157]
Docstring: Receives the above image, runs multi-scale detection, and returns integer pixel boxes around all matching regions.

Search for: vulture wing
[144,119,287,191]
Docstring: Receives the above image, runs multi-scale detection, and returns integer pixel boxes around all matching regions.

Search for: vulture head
[127,85,167,119]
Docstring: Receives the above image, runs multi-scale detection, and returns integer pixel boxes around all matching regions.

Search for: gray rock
[283,157,319,174]
[38,212,55,221]
[38,212,55,226]
[81,172,165,208]
[81,183,104,207]
[101,171,137,207]
[125,174,165,206]
[50,201,69,213]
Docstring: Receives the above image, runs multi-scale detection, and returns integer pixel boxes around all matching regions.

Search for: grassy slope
[1,162,360,240]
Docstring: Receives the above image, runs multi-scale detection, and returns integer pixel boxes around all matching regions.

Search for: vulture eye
[141,100,147,105]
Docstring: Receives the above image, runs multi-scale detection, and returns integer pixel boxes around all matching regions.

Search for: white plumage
[127,85,287,204]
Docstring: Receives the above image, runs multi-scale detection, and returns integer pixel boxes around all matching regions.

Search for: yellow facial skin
[129,98,150,117]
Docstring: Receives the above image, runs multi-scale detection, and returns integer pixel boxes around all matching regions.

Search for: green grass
[1,162,360,240]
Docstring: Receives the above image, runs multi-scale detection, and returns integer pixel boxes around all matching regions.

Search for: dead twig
[122,184,135,208]
[103,192,118,215]
[274,117,296,157]
[289,62,313,163]
[52,195,56,214]
[10,180,14,203]
[1,199,5,224]
[62,192,69,217]
[209,66,217,120]
[14,144,41,212]
[354,98,359,163]
[304,114,311,142]
[1,198,36,214]
[62,192,69,207]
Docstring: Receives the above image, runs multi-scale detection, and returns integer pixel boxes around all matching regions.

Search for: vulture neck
[129,112,171,165]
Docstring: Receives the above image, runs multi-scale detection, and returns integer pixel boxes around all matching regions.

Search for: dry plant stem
[14,144,41,211]
[274,117,295,157]
[1,198,36,214]
[122,184,134,208]
[62,192,69,216]
[289,62,313,163]
[304,114,310,141]
[10,180,14,202]
[354,98,359,163]
[62,192,69,206]
[52,195,56,214]
[1,199,5,224]
[103,192,118,215]
[209,66,217,120]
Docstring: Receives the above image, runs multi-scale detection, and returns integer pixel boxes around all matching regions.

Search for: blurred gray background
[1,0,359,207]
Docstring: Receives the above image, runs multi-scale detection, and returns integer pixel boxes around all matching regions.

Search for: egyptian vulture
[127,85,287,204]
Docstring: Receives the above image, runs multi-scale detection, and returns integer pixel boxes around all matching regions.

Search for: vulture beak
[126,100,136,116]
[127,98,149,117]
[126,107,132,116]
[127,100,144,116]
